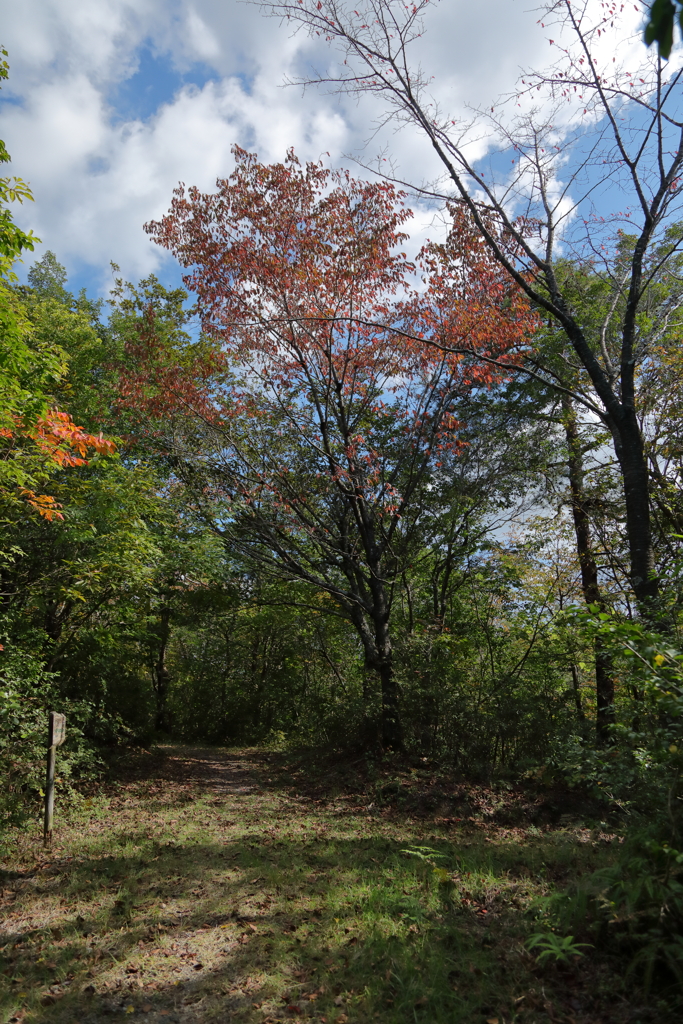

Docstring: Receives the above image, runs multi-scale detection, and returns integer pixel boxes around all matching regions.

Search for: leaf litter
[0,745,666,1023]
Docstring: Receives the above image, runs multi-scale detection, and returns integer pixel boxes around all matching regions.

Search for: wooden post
[44,712,66,847]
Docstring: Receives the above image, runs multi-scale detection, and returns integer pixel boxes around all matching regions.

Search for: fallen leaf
[334,995,344,1006]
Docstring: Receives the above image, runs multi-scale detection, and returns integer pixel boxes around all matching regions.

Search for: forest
[2,2,683,1020]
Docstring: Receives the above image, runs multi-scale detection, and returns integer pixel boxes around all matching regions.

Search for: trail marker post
[44,712,66,847]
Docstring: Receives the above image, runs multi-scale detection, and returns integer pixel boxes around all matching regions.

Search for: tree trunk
[349,566,404,750]
[564,400,617,743]
[569,664,586,723]
[368,589,404,751]
[612,412,658,608]
[153,605,171,732]
[378,659,403,751]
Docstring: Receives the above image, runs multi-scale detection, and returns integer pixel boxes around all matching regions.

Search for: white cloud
[0,0,575,292]
[185,7,221,61]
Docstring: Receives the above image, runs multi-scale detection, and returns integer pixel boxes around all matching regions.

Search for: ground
[0,746,668,1023]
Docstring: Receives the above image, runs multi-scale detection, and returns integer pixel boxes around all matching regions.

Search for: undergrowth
[0,746,676,1024]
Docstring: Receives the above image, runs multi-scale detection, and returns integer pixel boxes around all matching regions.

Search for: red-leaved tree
[143,148,537,748]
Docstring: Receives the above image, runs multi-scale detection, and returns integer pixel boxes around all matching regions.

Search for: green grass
[0,747,659,1023]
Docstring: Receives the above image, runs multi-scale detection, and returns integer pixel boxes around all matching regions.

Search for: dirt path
[0,746,658,1024]
[143,747,263,793]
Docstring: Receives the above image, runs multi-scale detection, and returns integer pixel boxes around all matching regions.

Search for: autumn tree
[1,55,114,522]
[264,0,683,618]
[143,148,535,749]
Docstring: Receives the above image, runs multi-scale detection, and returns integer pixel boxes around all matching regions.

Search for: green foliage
[0,634,102,836]
[27,249,70,303]
[550,827,683,991]
[645,0,683,58]
[540,610,683,990]
[0,48,38,266]
[3,108,683,1003]
[400,844,447,865]
[0,279,64,436]
[526,931,592,963]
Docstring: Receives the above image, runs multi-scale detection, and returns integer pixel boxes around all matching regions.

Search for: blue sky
[0,0,653,304]
[111,47,216,124]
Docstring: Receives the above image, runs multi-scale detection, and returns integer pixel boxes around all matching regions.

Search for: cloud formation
[1,0,552,292]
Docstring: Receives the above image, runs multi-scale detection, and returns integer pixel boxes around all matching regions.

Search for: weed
[0,746,667,1023]
[525,931,592,963]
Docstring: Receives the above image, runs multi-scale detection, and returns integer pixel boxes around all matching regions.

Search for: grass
[0,746,665,1023]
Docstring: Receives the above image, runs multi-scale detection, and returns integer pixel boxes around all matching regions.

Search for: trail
[0,747,649,1024]
[148,746,262,794]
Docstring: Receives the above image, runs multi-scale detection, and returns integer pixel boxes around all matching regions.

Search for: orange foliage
[29,410,115,467]
[137,149,538,517]
[1,410,115,519]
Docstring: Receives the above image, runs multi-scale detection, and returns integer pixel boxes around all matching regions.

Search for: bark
[570,664,586,723]
[351,596,404,751]
[153,605,171,733]
[564,399,617,743]
[378,659,403,750]
[370,598,404,751]
[612,412,658,607]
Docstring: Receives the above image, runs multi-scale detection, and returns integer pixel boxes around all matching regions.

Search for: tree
[264,0,683,617]
[27,250,70,303]
[1,57,114,521]
[142,148,534,748]
[0,48,36,266]
[1,269,115,521]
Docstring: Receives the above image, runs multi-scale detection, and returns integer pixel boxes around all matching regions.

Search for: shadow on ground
[0,746,664,1024]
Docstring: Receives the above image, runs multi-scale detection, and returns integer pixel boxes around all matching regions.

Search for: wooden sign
[49,712,67,748]
[44,712,67,846]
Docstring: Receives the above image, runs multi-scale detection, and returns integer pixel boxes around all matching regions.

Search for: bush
[548,612,683,996]
[0,636,103,839]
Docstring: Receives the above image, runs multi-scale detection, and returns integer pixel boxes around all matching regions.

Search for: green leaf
[644,0,678,58]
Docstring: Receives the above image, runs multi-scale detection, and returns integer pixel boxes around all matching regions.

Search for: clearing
[0,746,663,1023]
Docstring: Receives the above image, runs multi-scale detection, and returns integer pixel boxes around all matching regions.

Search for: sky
[0,0,560,299]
